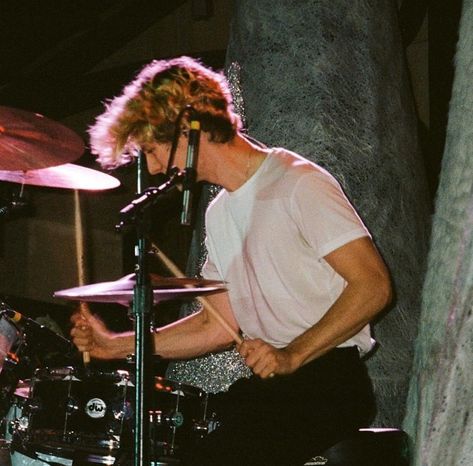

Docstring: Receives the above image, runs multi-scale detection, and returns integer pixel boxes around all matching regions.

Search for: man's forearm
[153,309,234,359]
[284,276,391,369]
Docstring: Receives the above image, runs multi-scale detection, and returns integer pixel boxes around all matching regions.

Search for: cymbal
[0,163,120,191]
[149,275,225,289]
[0,106,84,171]
[54,273,226,305]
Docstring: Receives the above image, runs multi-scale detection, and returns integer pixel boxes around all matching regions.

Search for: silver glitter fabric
[226,61,248,128]
[166,68,253,392]
[166,347,251,394]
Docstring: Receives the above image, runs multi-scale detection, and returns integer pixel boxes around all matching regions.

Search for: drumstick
[74,190,91,365]
[150,243,243,345]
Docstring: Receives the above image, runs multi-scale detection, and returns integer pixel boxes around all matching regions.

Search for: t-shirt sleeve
[290,170,370,258]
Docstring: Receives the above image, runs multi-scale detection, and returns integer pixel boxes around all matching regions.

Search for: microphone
[116,169,184,231]
[181,118,201,226]
[4,309,73,353]
[5,308,40,328]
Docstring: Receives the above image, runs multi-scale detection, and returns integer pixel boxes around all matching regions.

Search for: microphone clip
[116,168,184,231]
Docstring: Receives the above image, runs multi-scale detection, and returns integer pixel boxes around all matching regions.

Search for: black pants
[182,347,376,466]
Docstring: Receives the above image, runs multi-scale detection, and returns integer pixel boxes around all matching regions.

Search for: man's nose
[146,154,163,174]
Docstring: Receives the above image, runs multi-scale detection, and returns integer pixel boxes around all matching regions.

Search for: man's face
[142,141,172,175]
[142,138,188,176]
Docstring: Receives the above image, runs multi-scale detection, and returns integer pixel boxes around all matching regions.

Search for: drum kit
[0,106,226,465]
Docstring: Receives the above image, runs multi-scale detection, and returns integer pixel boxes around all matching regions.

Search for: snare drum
[11,366,132,464]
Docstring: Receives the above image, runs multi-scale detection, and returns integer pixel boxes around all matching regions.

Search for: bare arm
[239,236,392,378]
[71,290,239,360]
[153,291,239,358]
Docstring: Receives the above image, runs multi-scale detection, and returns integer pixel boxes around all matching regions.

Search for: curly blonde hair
[89,56,241,168]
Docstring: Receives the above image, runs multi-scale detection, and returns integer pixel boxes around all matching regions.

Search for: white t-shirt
[202,148,375,355]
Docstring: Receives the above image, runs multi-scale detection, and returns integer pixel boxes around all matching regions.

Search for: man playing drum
[71,56,391,465]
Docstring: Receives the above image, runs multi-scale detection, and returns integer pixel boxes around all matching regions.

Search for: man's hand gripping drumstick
[71,244,279,378]
[70,244,242,361]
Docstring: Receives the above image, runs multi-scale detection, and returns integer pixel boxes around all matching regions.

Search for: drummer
[71,56,391,466]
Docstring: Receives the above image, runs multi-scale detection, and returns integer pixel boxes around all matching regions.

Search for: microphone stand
[181,118,200,226]
[116,155,183,466]
[133,151,153,466]
[119,121,198,463]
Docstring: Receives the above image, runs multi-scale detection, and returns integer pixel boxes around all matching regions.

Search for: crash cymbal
[53,273,226,305]
[0,106,84,171]
[0,163,120,191]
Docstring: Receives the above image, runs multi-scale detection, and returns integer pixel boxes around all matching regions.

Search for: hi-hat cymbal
[0,163,120,191]
[0,106,84,171]
[54,273,226,305]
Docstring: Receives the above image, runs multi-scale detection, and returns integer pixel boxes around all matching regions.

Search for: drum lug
[10,414,29,434]
[149,409,184,429]
[193,420,209,435]
[112,400,132,421]
[65,396,79,415]
[23,398,41,413]
[169,410,184,428]
[193,413,220,436]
